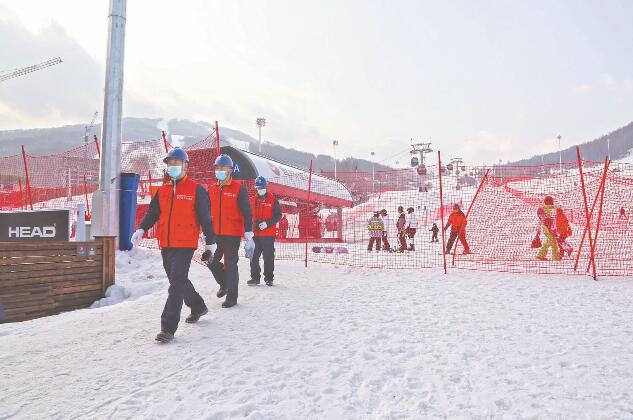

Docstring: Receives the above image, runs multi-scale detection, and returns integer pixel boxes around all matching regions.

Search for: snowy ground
[2,248,633,419]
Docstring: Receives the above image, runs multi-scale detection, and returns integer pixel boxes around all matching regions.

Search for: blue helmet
[254,176,267,188]
[163,147,189,163]
[214,154,234,168]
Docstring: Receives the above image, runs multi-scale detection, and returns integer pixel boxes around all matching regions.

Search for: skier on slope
[405,207,417,251]
[536,195,561,261]
[379,209,391,252]
[555,207,573,257]
[367,211,384,251]
[396,206,407,252]
[430,223,439,242]
[203,154,254,308]
[131,148,216,343]
[248,176,282,287]
[444,204,472,254]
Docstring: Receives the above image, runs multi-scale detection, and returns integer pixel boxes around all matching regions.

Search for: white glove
[258,222,267,230]
[130,229,144,247]
[244,231,254,241]
[244,238,255,260]
[205,243,217,254]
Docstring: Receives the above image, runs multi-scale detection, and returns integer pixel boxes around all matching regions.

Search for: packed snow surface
[2,247,633,419]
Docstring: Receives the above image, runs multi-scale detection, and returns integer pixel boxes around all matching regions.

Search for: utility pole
[557,134,562,173]
[607,137,611,160]
[256,118,266,153]
[332,140,339,179]
[92,0,127,239]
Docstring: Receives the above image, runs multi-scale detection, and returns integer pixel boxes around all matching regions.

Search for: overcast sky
[1,0,632,165]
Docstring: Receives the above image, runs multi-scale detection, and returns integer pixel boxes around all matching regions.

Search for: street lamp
[256,118,266,153]
[371,151,375,194]
[557,134,562,173]
[332,140,339,179]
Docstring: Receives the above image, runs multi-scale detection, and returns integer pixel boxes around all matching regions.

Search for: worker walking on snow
[444,204,472,254]
[536,196,561,261]
[248,176,282,286]
[396,206,407,252]
[405,207,417,251]
[367,211,384,251]
[131,148,216,343]
[379,209,391,252]
[203,154,254,308]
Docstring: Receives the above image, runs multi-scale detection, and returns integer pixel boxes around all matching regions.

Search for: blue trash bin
[119,172,140,251]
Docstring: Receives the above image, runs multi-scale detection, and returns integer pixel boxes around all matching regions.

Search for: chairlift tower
[410,140,433,168]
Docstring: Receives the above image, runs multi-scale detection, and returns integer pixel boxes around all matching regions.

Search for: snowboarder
[367,212,384,251]
[278,214,289,239]
[536,196,561,261]
[248,176,282,286]
[396,206,407,252]
[379,209,391,252]
[131,148,216,343]
[444,204,471,254]
[430,223,439,242]
[405,207,417,251]
[204,154,254,308]
[555,207,573,257]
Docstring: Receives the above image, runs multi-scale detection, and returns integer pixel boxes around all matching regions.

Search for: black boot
[247,278,260,286]
[216,287,227,298]
[155,330,174,343]
[185,305,208,324]
[222,297,237,308]
[264,279,273,287]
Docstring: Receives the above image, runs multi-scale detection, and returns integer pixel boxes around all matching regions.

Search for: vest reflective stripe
[253,193,277,237]
[209,180,245,237]
[157,176,200,249]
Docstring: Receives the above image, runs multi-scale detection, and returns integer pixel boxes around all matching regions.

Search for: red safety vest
[209,179,245,237]
[157,176,200,249]
[252,193,277,237]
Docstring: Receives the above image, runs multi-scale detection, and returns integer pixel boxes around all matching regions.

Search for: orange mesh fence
[2,137,632,278]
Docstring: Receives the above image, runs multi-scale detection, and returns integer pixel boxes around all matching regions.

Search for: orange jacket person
[204,154,254,308]
[131,148,216,343]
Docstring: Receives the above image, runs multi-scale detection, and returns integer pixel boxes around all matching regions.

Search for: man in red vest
[131,148,216,343]
[204,154,254,308]
[248,176,282,286]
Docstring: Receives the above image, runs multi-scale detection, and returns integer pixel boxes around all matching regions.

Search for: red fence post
[21,145,33,210]
[586,157,610,278]
[305,160,313,268]
[94,135,101,158]
[18,179,24,210]
[162,131,169,153]
[575,146,596,277]
[452,169,490,266]
[83,174,91,217]
[573,166,606,272]
[215,121,221,157]
[438,151,447,274]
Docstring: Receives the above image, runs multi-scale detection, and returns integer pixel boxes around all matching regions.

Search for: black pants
[251,236,275,281]
[398,230,407,251]
[431,231,438,242]
[368,236,382,251]
[161,248,205,334]
[381,232,390,250]
[207,235,241,301]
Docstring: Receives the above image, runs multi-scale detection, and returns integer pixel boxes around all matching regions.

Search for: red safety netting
[2,136,632,279]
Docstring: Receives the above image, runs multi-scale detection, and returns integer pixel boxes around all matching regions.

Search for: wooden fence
[0,237,115,323]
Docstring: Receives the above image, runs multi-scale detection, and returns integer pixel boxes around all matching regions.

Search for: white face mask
[257,188,267,196]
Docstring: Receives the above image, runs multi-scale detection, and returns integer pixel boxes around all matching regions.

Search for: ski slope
[2,248,633,419]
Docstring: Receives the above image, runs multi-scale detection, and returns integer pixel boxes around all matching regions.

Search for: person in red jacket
[444,204,471,254]
[278,214,289,239]
[248,176,282,286]
[131,148,216,343]
[204,154,254,308]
